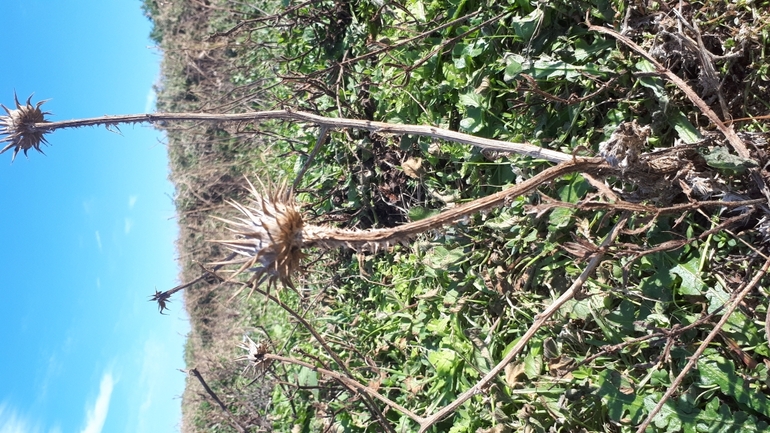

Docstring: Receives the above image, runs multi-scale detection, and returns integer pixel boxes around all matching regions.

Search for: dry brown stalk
[215,157,608,288]
[586,21,770,205]
[239,280,396,433]
[635,256,770,432]
[0,106,573,163]
[188,368,248,433]
[261,353,425,425]
[301,157,607,250]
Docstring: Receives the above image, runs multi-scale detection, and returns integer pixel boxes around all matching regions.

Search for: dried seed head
[213,179,305,289]
[0,93,51,161]
[149,289,172,315]
[237,335,272,376]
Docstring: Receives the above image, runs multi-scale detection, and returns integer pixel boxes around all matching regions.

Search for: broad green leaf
[670,258,706,295]
[459,107,484,133]
[424,246,465,269]
[705,282,730,313]
[636,59,669,105]
[699,355,770,418]
[523,350,543,379]
[504,55,524,81]
[574,38,616,61]
[548,207,573,230]
[642,394,683,432]
[406,0,426,21]
[558,174,590,203]
[458,92,484,108]
[701,146,759,173]
[297,367,319,400]
[596,369,646,424]
[668,110,701,144]
[605,299,638,330]
[426,317,450,334]
[510,8,542,40]
[693,398,769,433]
[428,348,458,376]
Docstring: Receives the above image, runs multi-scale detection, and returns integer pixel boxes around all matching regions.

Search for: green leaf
[694,398,769,432]
[426,317,450,334]
[459,107,484,133]
[523,350,543,379]
[701,146,759,173]
[458,92,484,108]
[424,246,465,269]
[699,355,770,418]
[408,206,439,221]
[668,110,701,144]
[636,59,670,106]
[548,207,573,230]
[428,348,459,376]
[642,394,683,432]
[297,367,319,400]
[705,282,730,313]
[596,369,646,424]
[574,38,616,61]
[504,55,524,81]
[510,8,542,40]
[670,258,706,295]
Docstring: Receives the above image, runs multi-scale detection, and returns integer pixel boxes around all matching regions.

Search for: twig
[243,281,396,433]
[264,353,425,425]
[585,21,749,158]
[586,20,770,206]
[150,252,236,313]
[188,368,248,433]
[416,213,629,432]
[635,256,770,432]
[291,126,328,192]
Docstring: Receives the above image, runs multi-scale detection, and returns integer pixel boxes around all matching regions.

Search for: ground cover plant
[5,0,769,431]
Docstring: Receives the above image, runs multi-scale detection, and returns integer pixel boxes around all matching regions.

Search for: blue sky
[1,2,189,433]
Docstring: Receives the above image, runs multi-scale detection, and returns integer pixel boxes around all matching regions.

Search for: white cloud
[79,373,114,433]
[82,199,94,215]
[144,89,156,113]
[124,218,134,235]
[0,403,36,433]
[128,196,138,209]
[94,231,102,252]
[135,339,162,433]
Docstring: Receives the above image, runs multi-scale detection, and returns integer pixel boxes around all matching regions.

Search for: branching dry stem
[416,213,629,432]
[242,281,395,433]
[636,256,770,432]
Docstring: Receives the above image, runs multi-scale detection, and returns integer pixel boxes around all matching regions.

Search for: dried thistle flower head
[149,288,172,315]
[213,179,305,289]
[237,335,272,376]
[0,93,51,161]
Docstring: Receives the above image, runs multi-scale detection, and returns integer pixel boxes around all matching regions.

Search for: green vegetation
[143,0,770,431]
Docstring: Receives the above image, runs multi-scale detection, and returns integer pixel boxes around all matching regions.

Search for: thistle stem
[303,158,609,250]
[31,109,574,163]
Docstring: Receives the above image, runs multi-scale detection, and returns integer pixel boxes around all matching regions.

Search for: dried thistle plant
[215,157,606,289]
[212,179,305,289]
[0,94,576,164]
[0,93,50,161]
[237,335,272,376]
